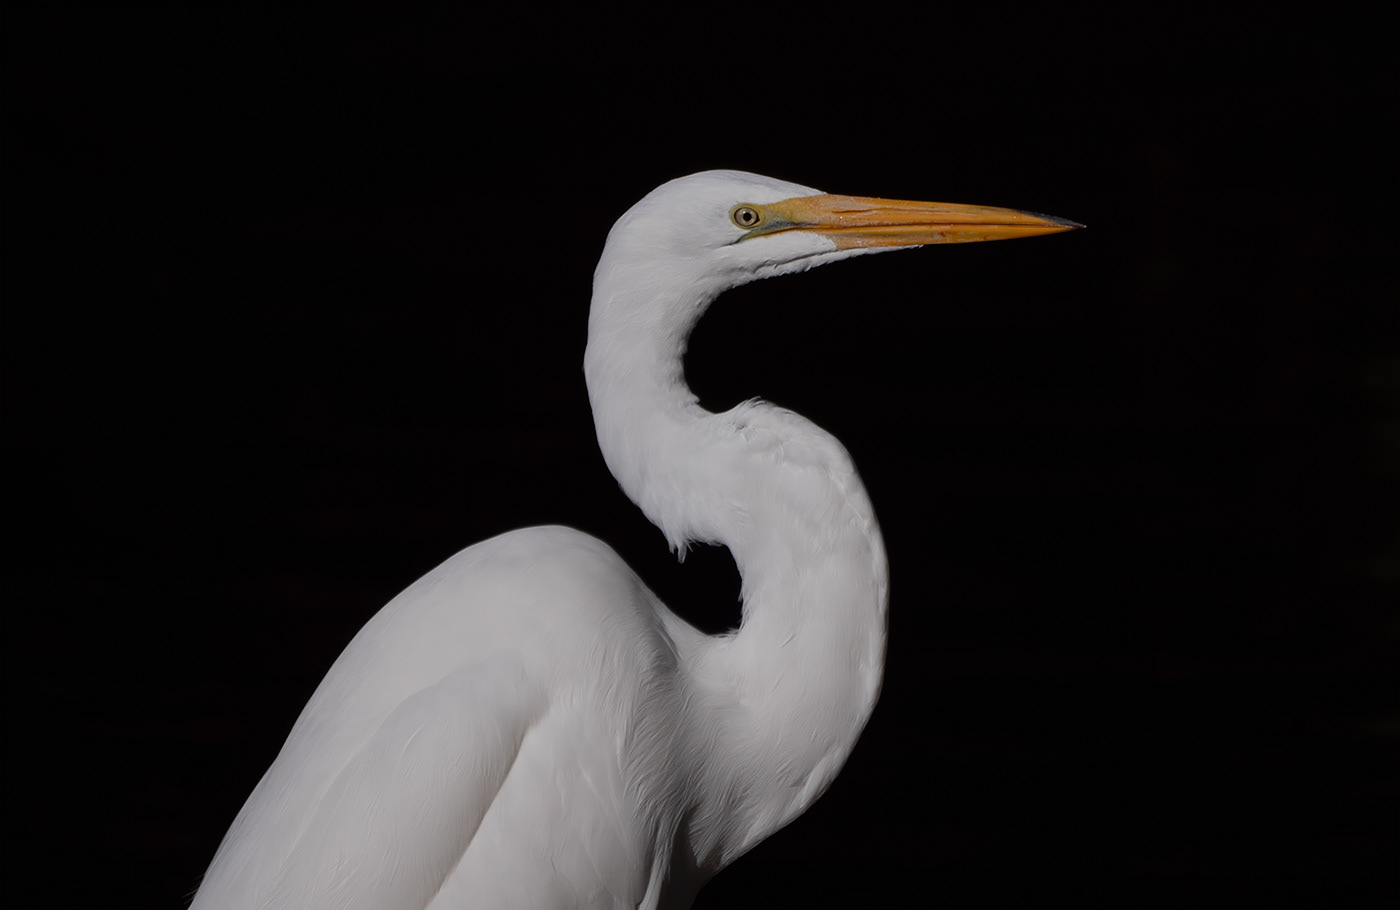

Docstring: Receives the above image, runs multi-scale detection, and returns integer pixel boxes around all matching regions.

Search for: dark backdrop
[4,6,1395,908]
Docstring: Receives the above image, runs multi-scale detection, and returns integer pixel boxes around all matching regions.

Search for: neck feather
[585,266,889,869]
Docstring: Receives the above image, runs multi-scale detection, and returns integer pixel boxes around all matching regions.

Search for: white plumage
[192,170,1077,909]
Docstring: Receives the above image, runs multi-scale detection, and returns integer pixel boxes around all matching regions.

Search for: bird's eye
[730,205,762,229]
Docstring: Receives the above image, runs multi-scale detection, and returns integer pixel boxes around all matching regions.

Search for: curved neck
[585,266,889,870]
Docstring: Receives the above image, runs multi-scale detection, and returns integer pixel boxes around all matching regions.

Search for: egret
[192,170,1078,909]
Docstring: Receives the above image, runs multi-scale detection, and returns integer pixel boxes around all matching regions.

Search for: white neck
[584,258,889,872]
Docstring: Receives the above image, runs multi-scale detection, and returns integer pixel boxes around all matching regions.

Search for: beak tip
[1026,210,1086,230]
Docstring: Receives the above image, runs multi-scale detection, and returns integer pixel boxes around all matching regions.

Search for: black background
[4,6,1396,908]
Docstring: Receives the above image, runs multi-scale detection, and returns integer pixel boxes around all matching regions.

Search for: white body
[194,170,961,909]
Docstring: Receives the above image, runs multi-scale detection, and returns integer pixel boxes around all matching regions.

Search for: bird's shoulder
[332,525,673,688]
[197,525,685,908]
[400,524,656,624]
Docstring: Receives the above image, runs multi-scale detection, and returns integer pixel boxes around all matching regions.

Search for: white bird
[192,170,1078,909]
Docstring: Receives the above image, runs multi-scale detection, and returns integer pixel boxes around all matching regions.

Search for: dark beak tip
[1036,212,1085,230]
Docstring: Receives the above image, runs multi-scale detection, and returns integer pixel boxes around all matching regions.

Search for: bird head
[592,170,1080,338]
[609,169,1077,276]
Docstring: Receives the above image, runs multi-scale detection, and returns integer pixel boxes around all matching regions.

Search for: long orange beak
[744,194,1082,249]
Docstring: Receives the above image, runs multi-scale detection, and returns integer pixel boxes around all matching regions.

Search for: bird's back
[193,525,696,910]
